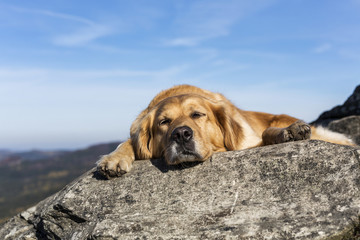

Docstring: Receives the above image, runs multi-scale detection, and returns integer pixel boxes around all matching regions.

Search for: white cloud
[313,43,332,53]
[53,24,114,47]
[165,0,276,47]
[164,37,201,47]
[0,65,188,83]
[7,5,115,47]
[8,6,95,25]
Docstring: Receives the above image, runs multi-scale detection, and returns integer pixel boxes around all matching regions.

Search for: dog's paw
[278,120,311,143]
[97,154,133,179]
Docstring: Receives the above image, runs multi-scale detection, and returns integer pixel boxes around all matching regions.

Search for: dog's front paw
[97,154,133,179]
[279,120,311,143]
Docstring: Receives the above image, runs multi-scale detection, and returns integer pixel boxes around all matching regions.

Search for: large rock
[1,140,360,239]
[312,85,360,126]
[328,116,360,145]
[311,85,360,145]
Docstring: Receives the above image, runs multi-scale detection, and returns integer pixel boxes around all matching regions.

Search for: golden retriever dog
[97,85,354,178]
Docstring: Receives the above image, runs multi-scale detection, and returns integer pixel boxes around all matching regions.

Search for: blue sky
[0,0,359,150]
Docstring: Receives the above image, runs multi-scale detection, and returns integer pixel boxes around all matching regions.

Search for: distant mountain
[0,141,121,224]
[13,150,69,161]
[0,149,69,163]
[0,150,13,161]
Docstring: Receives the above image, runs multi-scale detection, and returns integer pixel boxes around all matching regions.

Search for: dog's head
[130,94,243,165]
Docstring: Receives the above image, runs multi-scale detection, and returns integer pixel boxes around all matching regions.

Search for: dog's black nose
[171,126,193,143]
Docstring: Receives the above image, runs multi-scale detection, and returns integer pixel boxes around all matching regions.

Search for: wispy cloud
[7,5,114,47]
[164,37,201,47]
[0,65,188,83]
[53,24,114,47]
[313,43,332,53]
[165,0,276,47]
[9,6,95,25]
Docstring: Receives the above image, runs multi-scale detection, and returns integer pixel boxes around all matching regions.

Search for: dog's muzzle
[171,126,193,144]
[167,126,200,164]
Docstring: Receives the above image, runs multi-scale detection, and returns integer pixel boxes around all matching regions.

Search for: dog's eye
[191,112,205,119]
[159,118,171,126]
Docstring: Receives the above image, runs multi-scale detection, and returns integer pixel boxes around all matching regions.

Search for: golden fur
[97,85,354,178]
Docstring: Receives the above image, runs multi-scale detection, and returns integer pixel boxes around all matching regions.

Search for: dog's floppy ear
[212,102,243,150]
[130,110,155,160]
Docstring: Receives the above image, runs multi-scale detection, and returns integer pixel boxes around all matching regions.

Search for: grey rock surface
[312,85,360,125]
[328,116,360,145]
[1,140,360,240]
